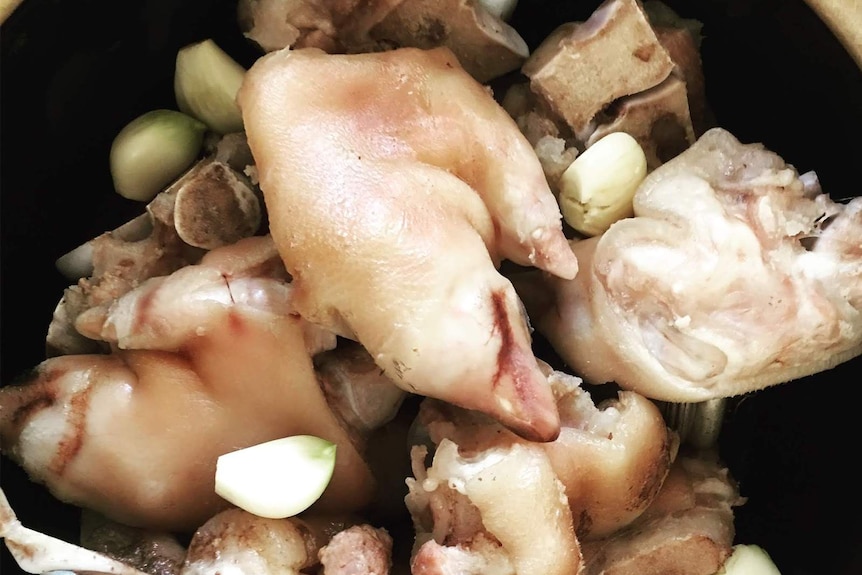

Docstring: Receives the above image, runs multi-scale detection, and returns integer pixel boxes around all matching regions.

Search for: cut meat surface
[517,128,862,401]
[319,524,393,575]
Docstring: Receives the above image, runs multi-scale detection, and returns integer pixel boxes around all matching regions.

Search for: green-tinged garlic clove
[110,110,206,202]
[175,39,246,134]
[215,435,337,519]
[558,131,647,237]
[715,544,782,575]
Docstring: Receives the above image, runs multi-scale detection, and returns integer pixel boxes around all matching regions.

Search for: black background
[2,1,861,573]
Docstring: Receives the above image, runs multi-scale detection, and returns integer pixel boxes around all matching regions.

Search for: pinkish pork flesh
[238,46,577,442]
[516,128,862,402]
[0,236,375,531]
[318,524,394,575]
[416,368,676,540]
[580,452,743,575]
[410,533,515,575]
[238,0,405,54]
[181,508,393,575]
[406,439,581,575]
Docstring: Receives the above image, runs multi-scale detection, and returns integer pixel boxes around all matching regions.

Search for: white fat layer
[423,439,508,494]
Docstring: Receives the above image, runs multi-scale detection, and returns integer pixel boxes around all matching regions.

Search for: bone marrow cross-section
[522,0,674,136]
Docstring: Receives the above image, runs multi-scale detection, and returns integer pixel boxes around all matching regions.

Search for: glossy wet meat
[517,128,862,401]
[238,46,577,441]
[416,367,676,540]
[406,439,581,575]
[0,237,375,531]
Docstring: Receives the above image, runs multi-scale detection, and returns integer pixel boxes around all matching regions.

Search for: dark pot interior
[2,1,860,573]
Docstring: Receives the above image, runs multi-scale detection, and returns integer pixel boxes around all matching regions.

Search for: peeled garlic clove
[715,544,782,574]
[215,435,337,519]
[175,39,246,134]
[558,131,647,236]
[110,109,206,202]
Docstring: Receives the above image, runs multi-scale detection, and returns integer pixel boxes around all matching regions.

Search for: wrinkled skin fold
[238,45,577,441]
[517,128,862,402]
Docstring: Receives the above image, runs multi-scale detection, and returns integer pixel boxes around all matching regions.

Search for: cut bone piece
[239,46,576,442]
[587,74,695,170]
[173,159,262,249]
[55,144,262,285]
[643,0,708,134]
[47,155,263,357]
[369,0,529,83]
[210,131,256,173]
[1,238,377,532]
[48,210,193,357]
[523,0,674,136]
[515,128,862,402]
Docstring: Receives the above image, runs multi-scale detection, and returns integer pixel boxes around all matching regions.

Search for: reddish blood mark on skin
[9,392,56,427]
[489,289,561,442]
[49,382,93,477]
[489,290,533,402]
[9,368,64,424]
[1,367,65,449]
[227,309,245,336]
[134,287,158,329]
